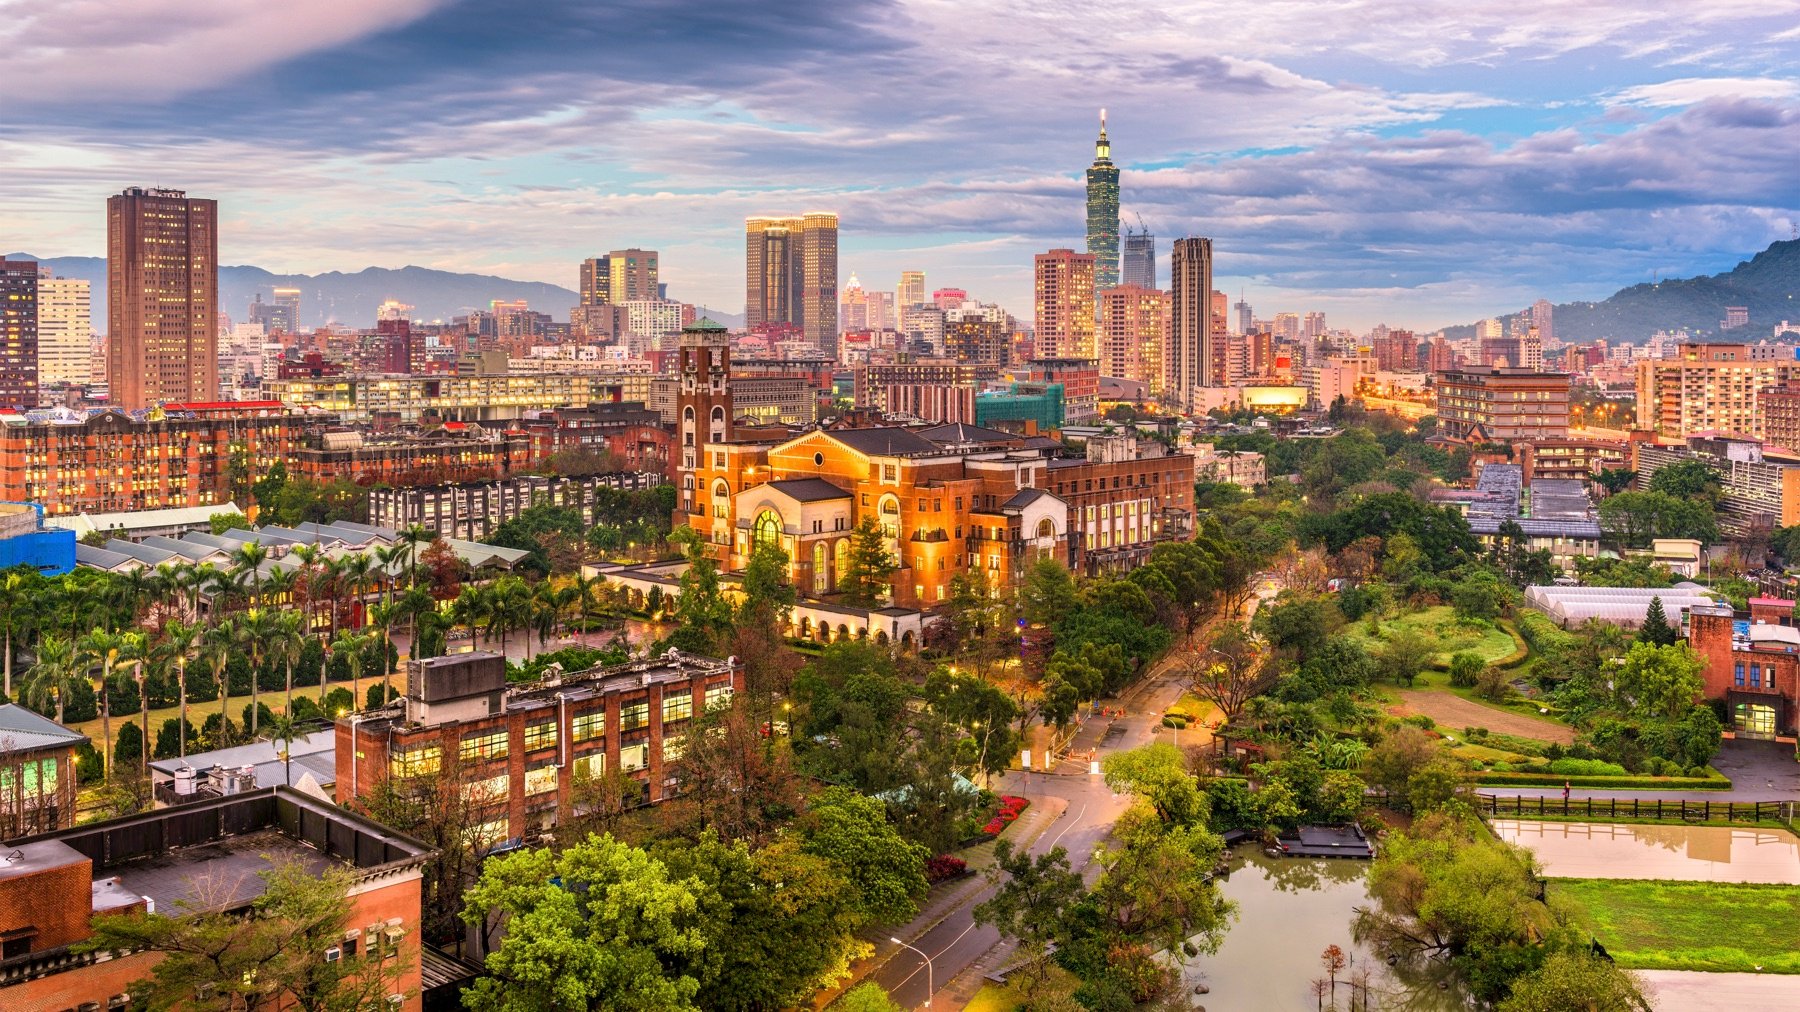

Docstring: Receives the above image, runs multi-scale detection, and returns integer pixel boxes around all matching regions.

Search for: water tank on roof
[173,765,196,796]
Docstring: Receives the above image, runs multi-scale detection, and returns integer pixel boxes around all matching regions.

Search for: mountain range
[5,255,742,331]
[1442,239,1800,345]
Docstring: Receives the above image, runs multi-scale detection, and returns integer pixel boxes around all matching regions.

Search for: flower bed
[925,854,969,883]
[980,795,1031,836]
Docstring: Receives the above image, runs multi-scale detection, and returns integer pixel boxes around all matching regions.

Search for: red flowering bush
[982,818,1005,835]
[925,854,968,882]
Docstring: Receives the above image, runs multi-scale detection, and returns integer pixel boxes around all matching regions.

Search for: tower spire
[1095,108,1111,161]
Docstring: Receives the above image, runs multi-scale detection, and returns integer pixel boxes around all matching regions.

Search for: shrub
[924,855,967,883]
[1548,758,1629,777]
[1404,714,1436,730]
[1475,665,1513,701]
[1161,716,1188,729]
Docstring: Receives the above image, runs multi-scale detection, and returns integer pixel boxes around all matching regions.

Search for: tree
[1253,595,1342,662]
[460,835,707,1012]
[1498,952,1650,1011]
[1615,641,1706,720]
[1101,743,1207,828]
[1093,804,1234,968]
[799,786,929,926]
[1019,557,1078,628]
[1364,726,1439,799]
[83,858,407,1012]
[668,697,801,850]
[836,517,898,607]
[1635,595,1678,647]
[1452,569,1510,622]
[1593,468,1636,497]
[1647,459,1722,505]
[23,633,79,724]
[1376,627,1435,687]
[835,983,905,1012]
[1598,491,1716,547]
[974,840,1084,989]
[1182,622,1274,724]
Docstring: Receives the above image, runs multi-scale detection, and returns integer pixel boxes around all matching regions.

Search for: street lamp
[889,937,933,1008]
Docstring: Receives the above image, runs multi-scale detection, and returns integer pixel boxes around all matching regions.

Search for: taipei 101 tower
[1085,109,1121,293]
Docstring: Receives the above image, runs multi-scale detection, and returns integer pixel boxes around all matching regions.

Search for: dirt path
[1391,689,1574,744]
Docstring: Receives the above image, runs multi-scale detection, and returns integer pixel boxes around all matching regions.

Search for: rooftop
[0,704,87,754]
[827,427,945,458]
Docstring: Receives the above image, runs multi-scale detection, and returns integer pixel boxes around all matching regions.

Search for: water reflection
[1490,820,1800,884]
[1187,848,1468,1010]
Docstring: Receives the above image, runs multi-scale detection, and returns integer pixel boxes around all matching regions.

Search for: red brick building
[1689,597,1800,739]
[0,788,437,1012]
[338,651,743,848]
[289,425,533,487]
[516,402,672,478]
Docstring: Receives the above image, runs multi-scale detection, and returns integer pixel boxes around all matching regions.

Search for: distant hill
[7,255,744,331]
[1441,238,1800,344]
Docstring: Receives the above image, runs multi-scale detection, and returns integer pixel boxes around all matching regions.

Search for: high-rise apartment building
[0,258,38,409]
[745,213,839,356]
[1531,299,1554,344]
[1436,367,1571,441]
[1122,229,1155,289]
[1302,311,1326,340]
[898,270,926,309]
[1098,285,1167,398]
[272,287,301,332]
[1635,344,1800,440]
[106,187,218,410]
[608,249,659,303]
[36,272,91,391]
[1085,111,1121,294]
[1168,238,1216,409]
[1273,313,1301,342]
[1033,249,1096,360]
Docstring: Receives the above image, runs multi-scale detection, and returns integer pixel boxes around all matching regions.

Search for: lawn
[1551,878,1800,973]
[964,965,1083,1011]
[1343,606,1520,668]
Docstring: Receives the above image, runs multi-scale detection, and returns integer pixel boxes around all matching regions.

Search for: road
[868,650,1194,1009]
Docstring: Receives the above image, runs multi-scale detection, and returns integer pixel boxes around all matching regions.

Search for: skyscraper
[1234,298,1252,337]
[1122,228,1155,288]
[580,257,611,305]
[36,271,91,391]
[1033,249,1096,360]
[898,271,926,310]
[609,249,659,303]
[0,258,39,409]
[272,287,301,332]
[1085,110,1120,294]
[745,213,839,355]
[107,187,218,409]
[1168,237,1216,409]
[1531,298,1554,344]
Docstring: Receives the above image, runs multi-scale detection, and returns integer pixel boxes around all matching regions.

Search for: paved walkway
[1639,969,1800,1008]
[1485,739,1800,802]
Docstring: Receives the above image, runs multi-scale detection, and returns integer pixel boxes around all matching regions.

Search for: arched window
[1036,517,1056,540]
[753,509,782,553]
[712,480,731,520]
[834,538,852,585]
[877,494,901,539]
[683,406,695,422]
[813,541,829,594]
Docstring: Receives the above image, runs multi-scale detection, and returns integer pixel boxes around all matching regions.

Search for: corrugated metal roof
[0,703,88,754]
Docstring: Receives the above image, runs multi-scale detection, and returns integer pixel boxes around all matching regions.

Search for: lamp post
[890,936,934,1008]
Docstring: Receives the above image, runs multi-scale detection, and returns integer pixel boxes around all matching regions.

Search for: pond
[1490,819,1800,884]
[1184,847,1468,1010]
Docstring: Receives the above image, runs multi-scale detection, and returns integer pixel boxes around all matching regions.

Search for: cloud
[1612,77,1800,107]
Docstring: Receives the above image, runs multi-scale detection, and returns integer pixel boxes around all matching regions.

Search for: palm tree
[368,601,400,704]
[451,585,487,648]
[0,569,41,700]
[77,629,126,779]
[339,553,378,630]
[572,572,604,638]
[330,631,368,714]
[120,631,153,777]
[311,555,346,640]
[232,541,270,610]
[375,545,404,606]
[202,621,237,748]
[398,525,434,589]
[23,634,78,724]
[161,621,201,759]
[491,578,531,656]
[203,565,244,618]
[261,564,298,612]
[263,710,304,786]
[234,608,277,735]
[271,611,306,713]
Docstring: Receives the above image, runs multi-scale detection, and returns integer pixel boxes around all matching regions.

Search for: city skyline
[3,2,1799,329]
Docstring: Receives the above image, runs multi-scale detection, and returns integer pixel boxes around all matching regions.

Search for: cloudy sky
[4,0,1798,329]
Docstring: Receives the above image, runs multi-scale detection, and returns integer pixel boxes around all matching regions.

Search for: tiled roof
[765,478,851,502]
[826,427,943,457]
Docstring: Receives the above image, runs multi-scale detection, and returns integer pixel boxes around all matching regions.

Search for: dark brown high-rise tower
[106,187,218,409]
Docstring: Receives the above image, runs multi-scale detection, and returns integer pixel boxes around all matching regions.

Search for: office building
[745,213,839,356]
[1531,299,1554,344]
[266,371,651,424]
[0,788,438,1011]
[1168,237,1216,409]
[1435,367,1571,441]
[1233,299,1252,338]
[608,249,659,303]
[853,361,989,423]
[35,273,90,391]
[945,317,1011,367]
[1033,249,1096,360]
[1097,285,1166,398]
[1635,344,1800,440]
[1634,435,1800,537]
[106,187,218,409]
[1085,111,1120,293]
[1122,229,1155,289]
[580,256,611,305]
[369,472,662,542]
[272,286,301,331]
[1019,358,1099,422]
[0,257,38,409]
[898,270,926,309]
[288,425,534,488]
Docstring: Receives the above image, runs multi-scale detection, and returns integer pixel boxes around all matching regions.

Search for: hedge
[1473,770,1732,791]
[1492,619,1531,669]
[1515,610,1577,656]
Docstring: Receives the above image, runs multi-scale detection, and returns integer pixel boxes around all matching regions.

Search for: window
[389,744,441,779]
[460,773,509,803]
[883,464,898,482]
[664,734,687,760]
[1735,662,1746,687]
[572,711,605,743]
[1768,668,1778,689]
[621,700,650,731]
[753,510,782,552]
[663,693,693,723]
[705,683,734,709]
[524,721,557,752]
[460,730,509,763]
[573,752,605,778]
[524,765,557,795]
[621,742,649,772]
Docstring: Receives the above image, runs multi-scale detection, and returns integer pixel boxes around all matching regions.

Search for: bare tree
[1181,623,1277,725]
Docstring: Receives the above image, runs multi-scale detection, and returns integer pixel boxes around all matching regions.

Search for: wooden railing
[1478,794,1793,823]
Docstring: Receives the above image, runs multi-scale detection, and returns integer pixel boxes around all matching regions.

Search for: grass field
[1552,878,1800,974]
[1342,606,1519,668]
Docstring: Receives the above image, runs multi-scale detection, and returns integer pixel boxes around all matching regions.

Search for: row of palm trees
[4,527,617,786]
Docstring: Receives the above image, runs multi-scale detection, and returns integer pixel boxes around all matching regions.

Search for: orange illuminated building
[1097,285,1166,398]
[675,320,1196,607]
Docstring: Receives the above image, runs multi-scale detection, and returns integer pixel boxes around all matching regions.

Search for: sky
[3,0,1799,331]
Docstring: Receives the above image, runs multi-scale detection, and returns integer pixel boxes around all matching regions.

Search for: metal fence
[1479,794,1795,824]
